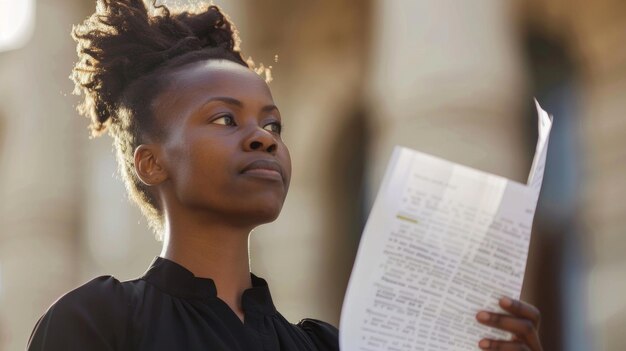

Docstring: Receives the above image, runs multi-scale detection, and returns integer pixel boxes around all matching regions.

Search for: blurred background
[0,0,624,350]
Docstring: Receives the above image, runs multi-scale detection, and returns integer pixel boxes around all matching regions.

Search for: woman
[28,1,543,350]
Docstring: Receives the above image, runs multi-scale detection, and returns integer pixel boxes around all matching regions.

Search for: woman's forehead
[152,60,275,124]
[168,60,271,98]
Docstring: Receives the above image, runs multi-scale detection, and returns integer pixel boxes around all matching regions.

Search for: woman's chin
[248,204,283,225]
[245,194,286,221]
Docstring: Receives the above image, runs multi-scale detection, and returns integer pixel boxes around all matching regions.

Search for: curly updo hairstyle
[72,0,250,239]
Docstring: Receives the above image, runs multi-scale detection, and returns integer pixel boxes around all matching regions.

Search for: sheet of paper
[339,101,552,351]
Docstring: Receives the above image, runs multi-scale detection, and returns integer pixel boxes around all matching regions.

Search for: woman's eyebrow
[203,96,278,113]
[204,96,243,107]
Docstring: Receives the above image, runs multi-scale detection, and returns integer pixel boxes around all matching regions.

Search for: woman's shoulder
[60,274,135,300]
[295,318,339,351]
[27,275,141,350]
[44,275,141,317]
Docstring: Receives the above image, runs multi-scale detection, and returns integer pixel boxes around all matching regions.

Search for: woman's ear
[134,144,168,186]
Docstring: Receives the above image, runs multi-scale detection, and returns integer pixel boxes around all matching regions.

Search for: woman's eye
[264,121,282,134]
[211,115,236,126]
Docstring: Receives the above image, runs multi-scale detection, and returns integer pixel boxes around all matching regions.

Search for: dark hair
[72,0,251,238]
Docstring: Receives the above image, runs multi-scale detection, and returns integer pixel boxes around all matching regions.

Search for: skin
[476,297,543,350]
[132,59,542,349]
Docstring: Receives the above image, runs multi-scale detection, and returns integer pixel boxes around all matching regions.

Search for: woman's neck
[160,213,253,322]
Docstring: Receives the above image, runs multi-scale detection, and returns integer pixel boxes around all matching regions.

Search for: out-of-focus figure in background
[0,0,624,350]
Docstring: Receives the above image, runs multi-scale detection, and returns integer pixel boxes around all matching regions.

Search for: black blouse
[28,257,339,350]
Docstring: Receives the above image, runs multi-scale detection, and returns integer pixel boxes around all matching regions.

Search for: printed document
[340,101,552,350]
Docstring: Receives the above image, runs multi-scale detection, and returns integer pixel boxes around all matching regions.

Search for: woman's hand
[475,297,543,351]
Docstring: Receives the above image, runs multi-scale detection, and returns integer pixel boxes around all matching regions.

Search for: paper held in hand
[339,100,553,351]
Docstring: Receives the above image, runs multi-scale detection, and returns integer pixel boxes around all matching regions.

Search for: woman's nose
[243,127,277,154]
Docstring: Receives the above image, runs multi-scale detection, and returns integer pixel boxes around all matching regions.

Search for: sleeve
[296,318,339,351]
[27,276,129,351]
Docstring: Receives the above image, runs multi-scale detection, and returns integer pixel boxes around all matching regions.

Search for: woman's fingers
[499,297,541,328]
[476,311,534,340]
[478,338,531,350]
[476,311,542,351]
[475,298,543,351]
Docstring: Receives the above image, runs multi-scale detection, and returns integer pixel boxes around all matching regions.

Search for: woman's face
[152,59,292,227]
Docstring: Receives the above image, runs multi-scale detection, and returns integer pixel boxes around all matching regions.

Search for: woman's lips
[241,168,283,181]
[241,159,284,181]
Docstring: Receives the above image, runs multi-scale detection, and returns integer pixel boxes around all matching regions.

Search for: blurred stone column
[366,0,530,193]
[0,1,87,350]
